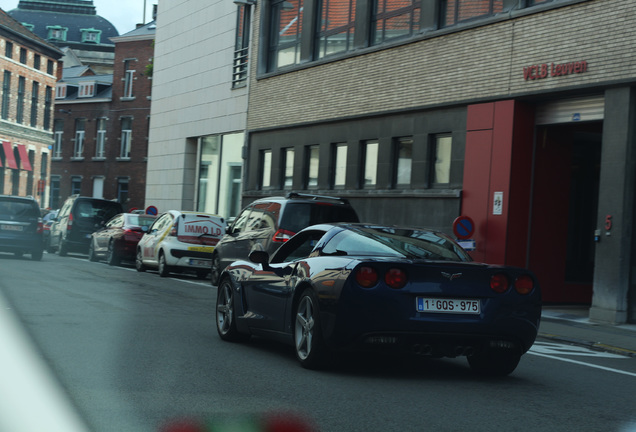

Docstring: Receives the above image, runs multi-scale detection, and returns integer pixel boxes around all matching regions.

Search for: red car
[88,213,156,265]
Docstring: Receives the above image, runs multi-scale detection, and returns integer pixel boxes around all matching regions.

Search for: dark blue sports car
[215,223,541,376]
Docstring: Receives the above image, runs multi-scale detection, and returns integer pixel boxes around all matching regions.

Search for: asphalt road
[1,252,636,432]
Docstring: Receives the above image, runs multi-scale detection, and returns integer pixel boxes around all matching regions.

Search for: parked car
[0,195,44,261]
[88,213,157,265]
[210,193,359,286]
[49,195,123,256]
[136,210,226,278]
[215,223,541,375]
[42,209,58,252]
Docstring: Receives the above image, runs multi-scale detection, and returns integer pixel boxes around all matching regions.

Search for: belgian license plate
[417,297,480,314]
[189,259,210,266]
[1,224,23,231]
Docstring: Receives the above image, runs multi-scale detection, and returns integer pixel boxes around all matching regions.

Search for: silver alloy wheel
[158,252,168,277]
[295,295,315,360]
[216,282,233,336]
[135,248,146,272]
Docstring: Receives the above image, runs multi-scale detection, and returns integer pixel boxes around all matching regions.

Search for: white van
[136,210,226,278]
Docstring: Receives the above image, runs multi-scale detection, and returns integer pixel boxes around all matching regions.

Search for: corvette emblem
[441,272,462,281]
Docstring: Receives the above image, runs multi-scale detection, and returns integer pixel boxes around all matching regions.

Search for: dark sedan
[88,213,156,265]
[216,223,541,376]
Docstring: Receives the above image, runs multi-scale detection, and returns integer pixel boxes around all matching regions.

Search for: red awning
[1,141,18,169]
[17,144,32,171]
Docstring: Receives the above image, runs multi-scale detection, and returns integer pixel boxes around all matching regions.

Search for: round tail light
[385,268,408,289]
[355,266,378,288]
[490,273,509,293]
[514,274,534,294]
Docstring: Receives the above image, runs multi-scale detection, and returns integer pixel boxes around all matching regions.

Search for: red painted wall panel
[463,100,534,267]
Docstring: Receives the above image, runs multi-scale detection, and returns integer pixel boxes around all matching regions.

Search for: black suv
[0,195,44,261]
[49,195,123,256]
[210,193,359,285]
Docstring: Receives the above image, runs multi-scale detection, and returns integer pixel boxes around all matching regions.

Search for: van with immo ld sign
[136,210,226,279]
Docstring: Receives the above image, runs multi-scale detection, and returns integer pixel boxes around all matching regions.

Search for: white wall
[147,0,248,213]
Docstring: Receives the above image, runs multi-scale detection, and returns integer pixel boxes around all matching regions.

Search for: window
[282,148,294,189]
[361,140,378,188]
[19,48,27,64]
[1,71,10,120]
[81,28,101,44]
[71,176,82,195]
[47,26,68,41]
[394,137,413,187]
[43,87,52,130]
[26,150,34,196]
[305,145,319,189]
[117,178,129,204]
[260,149,272,189]
[441,0,504,27]
[316,0,356,59]
[73,119,86,158]
[228,165,242,218]
[268,0,304,71]
[120,117,132,158]
[78,82,95,98]
[332,143,347,189]
[95,118,107,158]
[16,76,25,124]
[373,0,421,44]
[432,134,452,185]
[123,59,135,99]
[34,54,41,70]
[53,119,64,158]
[47,59,54,75]
[50,176,60,209]
[30,82,39,127]
[233,5,252,87]
[5,41,13,58]
[12,147,20,195]
[55,84,67,99]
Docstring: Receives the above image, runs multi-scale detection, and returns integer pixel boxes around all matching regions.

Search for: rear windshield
[279,202,359,234]
[0,199,40,220]
[126,214,156,228]
[74,200,122,222]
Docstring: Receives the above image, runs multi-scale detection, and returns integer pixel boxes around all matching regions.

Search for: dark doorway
[529,122,602,303]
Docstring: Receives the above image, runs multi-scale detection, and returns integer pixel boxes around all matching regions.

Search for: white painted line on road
[527,351,636,378]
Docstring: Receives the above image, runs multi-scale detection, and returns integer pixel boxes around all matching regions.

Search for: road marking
[530,341,625,358]
[527,351,636,377]
[528,342,636,377]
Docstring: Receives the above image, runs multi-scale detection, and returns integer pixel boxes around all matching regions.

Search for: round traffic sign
[146,205,158,216]
[453,216,475,240]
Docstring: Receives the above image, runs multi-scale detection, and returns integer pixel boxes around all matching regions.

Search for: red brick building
[0,7,62,205]
[50,21,154,211]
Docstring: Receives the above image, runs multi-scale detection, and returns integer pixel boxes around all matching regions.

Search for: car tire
[158,251,170,277]
[88,240,98,262]
[467,348,521,377]
[210,252,221,286]
[107,240,120,266]
[31,248,43,261]
[294,288,330,369]
[135,248,146,272]
[216,277,249,342]
[57,236,68,257]
[46,238,54,253]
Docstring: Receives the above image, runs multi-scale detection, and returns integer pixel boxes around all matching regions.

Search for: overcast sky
[0,0,157,35]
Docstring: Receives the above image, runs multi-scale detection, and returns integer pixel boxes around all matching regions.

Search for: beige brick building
[150,0,636,323]
[0,7,62,206]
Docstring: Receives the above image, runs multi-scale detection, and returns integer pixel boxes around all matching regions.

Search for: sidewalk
[540,305,636,357]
